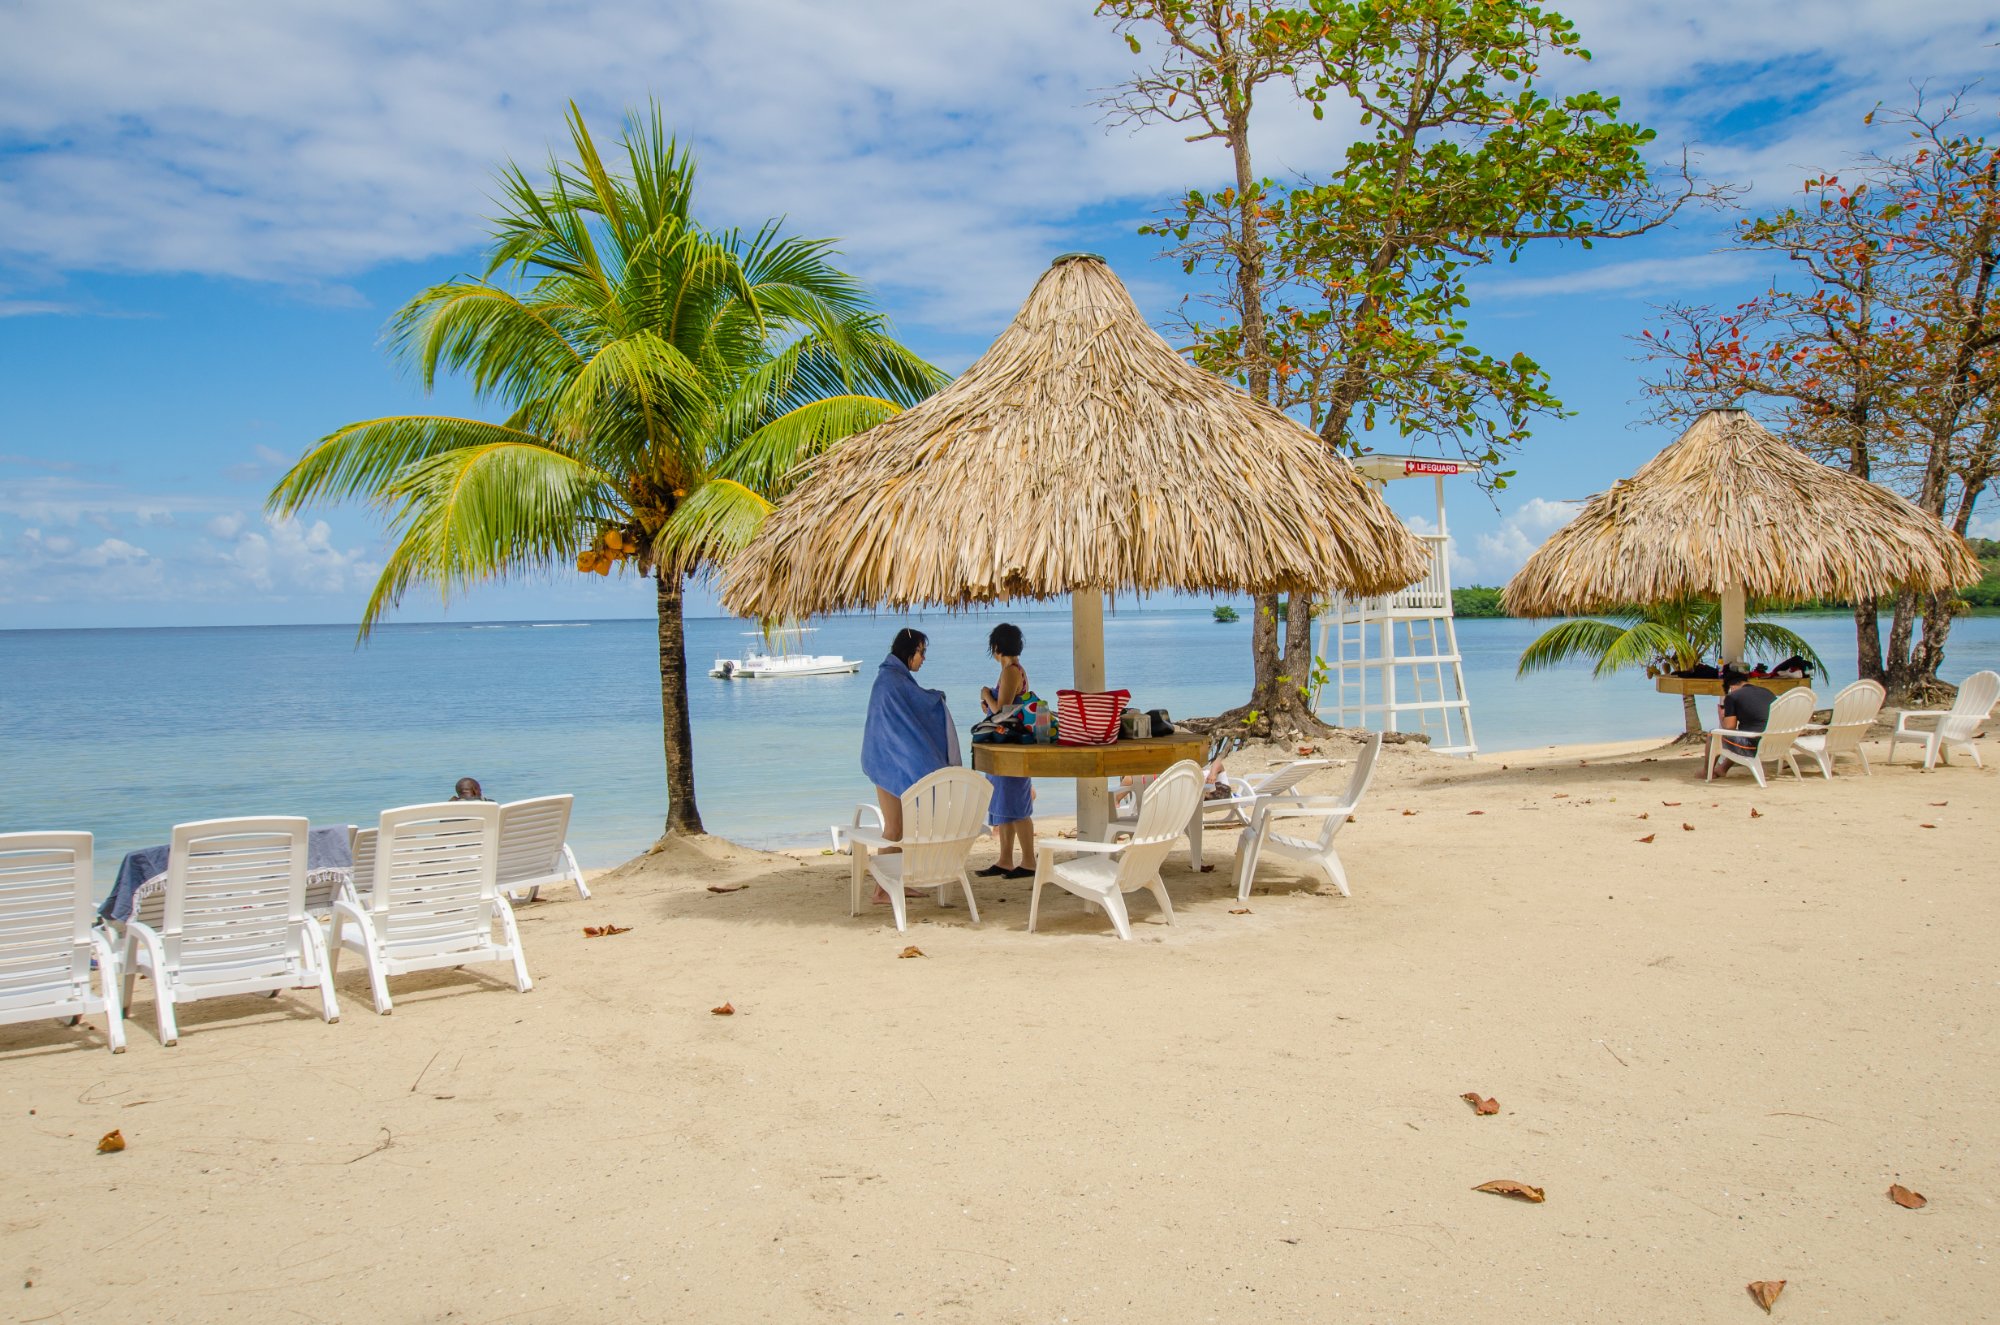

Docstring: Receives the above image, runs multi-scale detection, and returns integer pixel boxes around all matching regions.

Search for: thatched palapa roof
[1503,408,1982,616]
[721,254,1429,619]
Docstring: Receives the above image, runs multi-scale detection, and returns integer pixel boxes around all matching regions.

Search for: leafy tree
[1517,600,1825,738]
[1452,584,1505,617]
[270,104,941,839]
[1638,95,1999,696]
[1099,0,1708,735]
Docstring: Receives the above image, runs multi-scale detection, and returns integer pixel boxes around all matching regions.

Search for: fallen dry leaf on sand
[1637,834,1656,844]
[1472,1179,1543,1203]
[1929,800,1948,807]
[1682,822,1696,832]
[582,924,631,938]
[706,883,746,894]
[1747,1280,1785,1313]
[898,946,925,959]
[1228,908,1252,915]
[1402,809,1418,816]
[1662,800,1682,807]
[1637,812,1650,820]
[97,1129,125,1154]
[710,1002,735,1016]
[1888,1183,1927,1209]
[1750,807,1763,818]
[1466,810,1485,816]
[1552,792,1569,799]
[1461,1093,1500,1116]
[1920,823,1937,830]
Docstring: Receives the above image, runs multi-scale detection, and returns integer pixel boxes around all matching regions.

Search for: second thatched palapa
[1504,407,1981,663]
[721,253,1428,620]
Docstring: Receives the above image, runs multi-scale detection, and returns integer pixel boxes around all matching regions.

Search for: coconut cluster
[576,528,640,576]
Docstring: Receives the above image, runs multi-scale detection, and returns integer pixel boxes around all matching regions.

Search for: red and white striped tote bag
[1056,689,1129,746]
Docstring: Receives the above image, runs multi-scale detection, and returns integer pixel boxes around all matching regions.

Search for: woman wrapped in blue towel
[860,628,959,900]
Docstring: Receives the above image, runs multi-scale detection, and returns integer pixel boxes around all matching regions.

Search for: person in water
[451,777,491,802]
[976,622,1035,880]
[859,628,959,901]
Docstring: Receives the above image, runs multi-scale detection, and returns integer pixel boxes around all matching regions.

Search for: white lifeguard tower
[1316,455,1480,755]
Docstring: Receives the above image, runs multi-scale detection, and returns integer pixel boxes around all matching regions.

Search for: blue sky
[2,0,1996,630]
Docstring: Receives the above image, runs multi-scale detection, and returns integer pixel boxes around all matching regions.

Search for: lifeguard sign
[1319,453,1482,755]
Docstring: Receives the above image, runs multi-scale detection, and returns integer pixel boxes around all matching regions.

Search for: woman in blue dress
[976,622,1035,879]
[860,628,958,900]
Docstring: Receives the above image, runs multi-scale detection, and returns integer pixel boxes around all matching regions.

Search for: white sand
[5,736,1996,1322]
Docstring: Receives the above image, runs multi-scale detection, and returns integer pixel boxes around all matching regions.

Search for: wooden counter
[969,732,1210,779]
[1654,675,1812,698]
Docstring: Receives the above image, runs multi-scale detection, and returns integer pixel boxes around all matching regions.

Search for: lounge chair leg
[564,844,591,900]
[1147,879,1175,925]
[1101,890,1133,941]
[887,884,908,934]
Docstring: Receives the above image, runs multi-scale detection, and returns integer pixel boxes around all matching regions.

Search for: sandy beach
[5,735,1996,1323]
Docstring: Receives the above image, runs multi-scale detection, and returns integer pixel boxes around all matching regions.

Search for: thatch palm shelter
[1504,407,1982,668]
[723,253,1429,836]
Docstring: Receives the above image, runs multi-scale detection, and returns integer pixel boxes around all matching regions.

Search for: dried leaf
[582,924,632,938]
[1750,807,1763,819]
[898,946,925,959]
[1638,776,1651,781]
[1662,801,1681,807]
[1888,1183,1927,1209]
[1637,834,1656,844]
[1401,809,1417,816]
[1228,907,1252,915]
[1920,823,1936,830]
[1466,810,1485,816]
[710,1002,735,1016]
[1297,745,1317,756]
[1472,1179,1544,1202]
[1637,812,1649,820]
[1747,1280,1785,1312]
[1553,792,1569,798]
[1682,822,1696,832]
[96,1129,124,1154]
[706,883,746,894]
[1460,1092,1500,1116]
[1929,800,1948,806]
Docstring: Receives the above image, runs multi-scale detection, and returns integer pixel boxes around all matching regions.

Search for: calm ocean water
[5,607,1998,884]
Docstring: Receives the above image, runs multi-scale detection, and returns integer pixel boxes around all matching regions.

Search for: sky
[2,0,1996,630]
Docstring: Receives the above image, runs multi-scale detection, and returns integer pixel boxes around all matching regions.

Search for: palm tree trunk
[655,568,705,837]
[1682,692,1702,740]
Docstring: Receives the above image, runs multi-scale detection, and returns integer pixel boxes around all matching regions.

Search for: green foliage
[1516,600,1826,679]
[1213,604,1241,622]
[1452,584,1506,617]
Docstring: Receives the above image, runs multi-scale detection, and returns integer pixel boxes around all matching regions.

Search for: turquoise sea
[5,607,1998,885]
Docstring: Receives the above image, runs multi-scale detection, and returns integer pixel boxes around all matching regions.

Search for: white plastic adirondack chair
[1232,734,1382,902]
[1794,679,1886,778]
[329,801,529,1015]
[0,833,124,1053]
[847,769,993,933]
[1705,688,1816,787]
[496,795,591,902]
[1888,669,1999,770]
[1203,759,1332,827]
[1030,761,1204,941]
[120,817,338,1046]
[349,826,377,900]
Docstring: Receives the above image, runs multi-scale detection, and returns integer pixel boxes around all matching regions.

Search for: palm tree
[269,103,943,838]
[1516,599,1826,738]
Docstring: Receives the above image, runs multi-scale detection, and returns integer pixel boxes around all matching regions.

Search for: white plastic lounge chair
[496,795,591,903]
[1705,688,1816,788]
[1794,679,1886,778]
[349,826,377,899]
[1887,669,1999,770]
[0,833,125,1054]
[1232,734,1383,902]
[1203,759,1332,827]
[847,769,993,933]
[329,801,530,1015]
[830,801,886,854]
[120,817,339,1047]
[1029,760,1203,941]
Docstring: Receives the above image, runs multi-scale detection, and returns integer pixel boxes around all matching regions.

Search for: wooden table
[972,733,1210,864]
[1654,676,1812,698]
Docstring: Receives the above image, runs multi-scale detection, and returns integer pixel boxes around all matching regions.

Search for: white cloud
[1478,253,1769,301]
[1471,497,1583,581]
[206,515,373,595]
[0,476,222,527]
[206,513,245,540]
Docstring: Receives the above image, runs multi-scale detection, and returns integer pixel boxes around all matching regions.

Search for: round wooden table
[971,733,1210,863]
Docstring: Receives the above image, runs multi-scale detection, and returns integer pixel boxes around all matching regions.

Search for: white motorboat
[709,628,860,679]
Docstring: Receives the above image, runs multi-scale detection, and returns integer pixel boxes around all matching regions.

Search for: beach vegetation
[1516,599,1825,738]
[1637,93,1999,698]
[269,102,942,838]
[1100,0,1715,736]
[1213,604,1240,621]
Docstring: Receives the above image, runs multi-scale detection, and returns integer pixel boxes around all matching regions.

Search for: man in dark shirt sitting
[1710,665,1776,778]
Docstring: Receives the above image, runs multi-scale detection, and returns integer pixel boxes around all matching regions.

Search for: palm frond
[714,395,904,495]
[1515,619,1633,675]
[654,478,773,576]
[269,416,563,515]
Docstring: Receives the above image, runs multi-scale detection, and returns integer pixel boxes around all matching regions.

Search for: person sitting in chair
[451,777,492,802]
[1709,666,1774,779]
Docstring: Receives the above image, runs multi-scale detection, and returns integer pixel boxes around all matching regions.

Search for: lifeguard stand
[1316,455,1480,755]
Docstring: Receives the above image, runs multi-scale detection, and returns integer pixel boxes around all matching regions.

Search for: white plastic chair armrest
[1250,795,1358,821]
[1893,709,1947,731]
[846,828,894,851]
[1033,837,1125,856]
